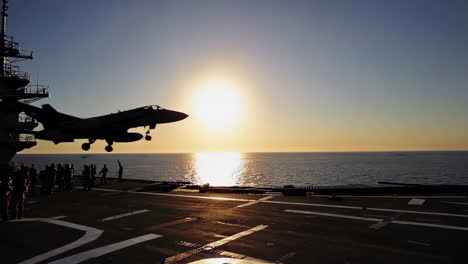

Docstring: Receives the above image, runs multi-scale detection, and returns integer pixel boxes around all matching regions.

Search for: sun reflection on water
[194,152,244,186]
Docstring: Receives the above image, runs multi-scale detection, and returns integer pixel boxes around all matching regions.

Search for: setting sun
[193,80,243,128]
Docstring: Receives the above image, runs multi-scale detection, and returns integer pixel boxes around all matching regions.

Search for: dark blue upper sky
[9,0,468,152]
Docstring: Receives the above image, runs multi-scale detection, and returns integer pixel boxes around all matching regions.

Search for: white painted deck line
[285,210,468,231]
[408,198,425,205]
[129,191,254,202]
[51,216,67,220]
[266,200,468,218]
[49,233,161,264]
[264,192,283,196]
[90,188,468,218]
[92,187,467,199]
[408,240,431,246]
[306,195,467,199]
[368,221,387,229]
[236,201,259,208]
[164,225,268,264]
[91,187,254,202]
[236,196,273,208]
[441,201,468,205]
[265,200,363,210]
[206,225,268,248]
[368,212,403,230]
[392,220,468,231]
[365,207,468,218]
[14,218,103,264]
[285,210,381,222]
[101,209,150,222]
[259,196,274,201]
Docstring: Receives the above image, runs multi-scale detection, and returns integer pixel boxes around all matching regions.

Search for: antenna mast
[1,0,8,76]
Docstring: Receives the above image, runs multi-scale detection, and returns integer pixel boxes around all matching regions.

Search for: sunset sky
[10,0,468,153]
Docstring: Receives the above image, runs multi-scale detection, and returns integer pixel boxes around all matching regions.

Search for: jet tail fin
[36,104,78,128]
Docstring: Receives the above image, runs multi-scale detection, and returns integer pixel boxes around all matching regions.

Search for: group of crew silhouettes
[40,163,75,194]
[0,160,124,222]
[82,164,109,190]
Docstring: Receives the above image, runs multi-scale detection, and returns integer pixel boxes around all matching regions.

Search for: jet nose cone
[176,112,189,121]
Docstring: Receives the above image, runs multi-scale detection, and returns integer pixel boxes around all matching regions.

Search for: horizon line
[17,150,468,155]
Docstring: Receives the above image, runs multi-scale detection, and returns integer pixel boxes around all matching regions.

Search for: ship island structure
[0,0,48,169]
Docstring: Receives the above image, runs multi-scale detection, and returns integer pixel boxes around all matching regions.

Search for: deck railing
[22,84,49,95]
[1,65,30,80]
[18,134,36,143]
[2,36,33,59]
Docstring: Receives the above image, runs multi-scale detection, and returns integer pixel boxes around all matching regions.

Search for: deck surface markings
[101,209,150,222]
[14,218,103,264]
[91,187,468,218]
[285,209,468,231]
[163,225,268,264]
[237,196,274,208]
[49,234,161,264]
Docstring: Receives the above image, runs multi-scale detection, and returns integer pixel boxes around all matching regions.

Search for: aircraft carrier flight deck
[2,179,468,264]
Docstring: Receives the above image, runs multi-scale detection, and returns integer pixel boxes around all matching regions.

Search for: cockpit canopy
[143,105,164,110]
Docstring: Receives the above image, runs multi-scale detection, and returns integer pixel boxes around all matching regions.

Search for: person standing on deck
[10,165,29,220]
[117,160,123,183]
[70,164,75,189]
[82,165,91,191]
[90,164,97,188]
[56,163,65,192]
[28,164,37,196]
[47,164,57,194]
[99,164,109,184]
[64,164,71,191]
[0,166,13,222]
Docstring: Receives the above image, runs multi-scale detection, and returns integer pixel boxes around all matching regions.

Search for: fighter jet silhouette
[14,102,188,152]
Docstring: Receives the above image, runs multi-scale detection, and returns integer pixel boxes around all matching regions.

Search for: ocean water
[12,152,468,187]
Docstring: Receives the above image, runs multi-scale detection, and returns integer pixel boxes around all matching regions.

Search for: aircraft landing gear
[145,130,151,141]
[145,128,152,141]
[82,139,96,151]
[105,145,113,152]
[105,139,114,152]
[82,143,91,151]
